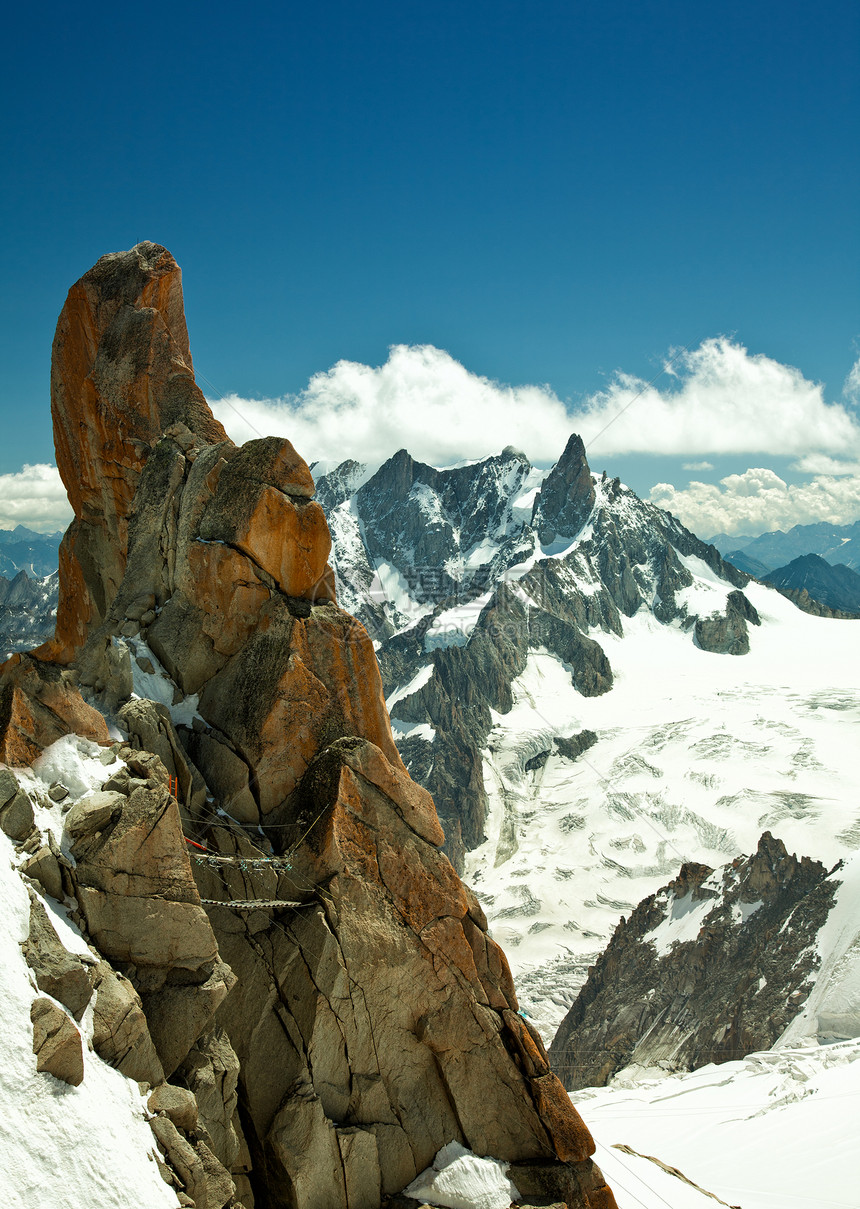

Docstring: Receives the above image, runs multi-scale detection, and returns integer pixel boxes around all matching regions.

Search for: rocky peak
[0,246,615,1209]
[532,433,595,545]
[549,832,837,1090]
[45,241,230,660]
[313,457,369,511]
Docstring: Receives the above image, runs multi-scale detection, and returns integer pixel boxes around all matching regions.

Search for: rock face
[0,244,615,1209]
[549,833,838,1090]
[43,242,230,661]
[694,588,761,655]
[31,995,85,1086]
[532,434,595,546]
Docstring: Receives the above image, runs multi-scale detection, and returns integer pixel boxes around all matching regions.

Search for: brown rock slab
[141,959,236,1078]
[31,996,84,1086]
[91,961,164,1086]
[64,790,124,846]
[23,896,96,1020]
[528,1074,595,1162]
[0,785,35,842]
[176,1028,241,1169]
[21,845,65,902]
[0,658,110,762]
[148,1083,199,1133]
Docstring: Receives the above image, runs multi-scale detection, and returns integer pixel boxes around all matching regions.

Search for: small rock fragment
[0,787,35,841]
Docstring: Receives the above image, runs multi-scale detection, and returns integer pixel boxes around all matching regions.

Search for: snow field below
[464,588,860,1041]
[576,1038,860,1209]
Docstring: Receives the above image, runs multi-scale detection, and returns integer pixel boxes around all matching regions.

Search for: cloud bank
[210,344,574,466]
[651,467,860,537]
[578,339,860,458]
[0,465,71,534]
[3,345,858,538]
[209,338,860,466]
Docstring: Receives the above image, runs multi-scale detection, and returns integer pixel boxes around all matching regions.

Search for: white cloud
[0,464,72,533]
[790,454,860,476]
[579,338,860,457]
[844,356,860,405]
[209,338,860,468]
[210,344,574,467]
[683,460,714,471]
[650,468,860,537]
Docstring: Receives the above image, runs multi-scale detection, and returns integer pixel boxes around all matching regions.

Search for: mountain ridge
[315,441,759,869]
[711,519,860,572]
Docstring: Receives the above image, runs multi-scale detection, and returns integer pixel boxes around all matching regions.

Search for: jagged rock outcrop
[532,434,595,545]
[694,588,761,655]
[0,655,111,765]
[549,833,839,1090]
[23,893,97,1019]
[31,995,85,1085]
[0,244,615,1209]
[44,243,230,661]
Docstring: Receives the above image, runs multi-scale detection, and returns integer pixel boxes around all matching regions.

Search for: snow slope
[577,1039,860,1209]
[464,583,860,1039]
[0,820,178,1209]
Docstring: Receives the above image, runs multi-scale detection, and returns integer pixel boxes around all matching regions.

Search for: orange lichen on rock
[47,242,230,660]
[0,655,110,765]
[233,488,332,598]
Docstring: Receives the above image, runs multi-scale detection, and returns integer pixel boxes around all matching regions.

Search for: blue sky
[1,0,859,535]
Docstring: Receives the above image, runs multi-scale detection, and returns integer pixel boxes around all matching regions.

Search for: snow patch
[116,637,202,727]
[424,590,494,651]
[390,719,436,742]
[31,734,122,802]
[643,890,713,957]
[386,663,434,710]
[403,1141,520,1209]
[732,898,763,926]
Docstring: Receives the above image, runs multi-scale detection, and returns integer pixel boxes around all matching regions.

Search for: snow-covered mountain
[315,437,860,1042]
[0,526,63,578]
[550,831,859,1088]
[714,518,860,572]
[0,570,59,657]
[315,436,761,870]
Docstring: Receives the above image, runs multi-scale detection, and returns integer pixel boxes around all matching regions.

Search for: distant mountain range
[315,437,759,871]
[762,553,860,615]
[0,525,63,577]
[706,520,860,573]
[0,569,58,657]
